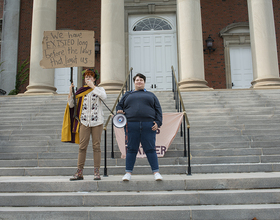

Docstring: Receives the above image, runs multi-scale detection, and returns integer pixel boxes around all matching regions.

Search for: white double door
[130,32,178,91]
[230,46,253,89]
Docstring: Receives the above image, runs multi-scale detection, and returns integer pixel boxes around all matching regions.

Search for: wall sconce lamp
[204,35,216,54]
[95,40,100,55]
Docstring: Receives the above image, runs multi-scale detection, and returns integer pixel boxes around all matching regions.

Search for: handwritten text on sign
[40,30,95,69]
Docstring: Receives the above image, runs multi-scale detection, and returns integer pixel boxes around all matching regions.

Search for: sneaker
[122,173,131,181]
[154,173,163,181]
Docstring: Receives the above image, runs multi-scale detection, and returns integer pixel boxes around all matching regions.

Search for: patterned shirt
[68,86,106,127]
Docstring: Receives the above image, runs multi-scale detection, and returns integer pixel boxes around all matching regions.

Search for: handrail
[171,66,190,128]
[103,67,133,130]
[171,66,191,175]
[102,67,133,177]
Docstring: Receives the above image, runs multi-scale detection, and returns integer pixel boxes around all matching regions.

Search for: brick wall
[201,0,249,89]
[0,0,3,18]
[17,0,33,92]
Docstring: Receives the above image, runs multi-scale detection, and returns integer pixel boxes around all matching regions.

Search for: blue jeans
[125,121,159,173]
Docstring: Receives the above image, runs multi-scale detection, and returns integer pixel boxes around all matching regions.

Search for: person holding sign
[62,69,106,181]
[116,73,163,181]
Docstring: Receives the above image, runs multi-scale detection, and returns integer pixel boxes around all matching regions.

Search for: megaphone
[100,99,127,128]
[112,113,127,128]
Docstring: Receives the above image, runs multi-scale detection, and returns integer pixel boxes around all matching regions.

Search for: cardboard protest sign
[40,30,95,69]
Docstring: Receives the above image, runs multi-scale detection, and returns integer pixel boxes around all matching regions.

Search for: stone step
[0,172,279,191]
[1,140,279,154]
[0,154,275,168]
[3,132,280,143]
[1,189,280,207]
[0,148,266,160]
[2,124,280,135]
[1,163,280,176]
[0,204,279,220]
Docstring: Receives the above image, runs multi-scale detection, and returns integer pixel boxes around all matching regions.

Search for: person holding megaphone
[116,73,163,181]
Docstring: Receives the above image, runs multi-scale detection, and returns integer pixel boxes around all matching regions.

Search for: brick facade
[201,0,250,89]
[3,0,280,92]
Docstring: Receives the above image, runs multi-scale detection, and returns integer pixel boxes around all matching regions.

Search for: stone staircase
[1,89,280,219]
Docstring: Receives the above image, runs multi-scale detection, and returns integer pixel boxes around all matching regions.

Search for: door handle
[232,83,234,86]
[154,84,156,88]
[151,84,153,88]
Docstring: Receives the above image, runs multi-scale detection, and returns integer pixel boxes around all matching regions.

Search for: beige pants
[77,123,103,169]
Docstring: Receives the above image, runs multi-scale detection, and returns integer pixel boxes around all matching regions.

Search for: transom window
[133,18,172,31]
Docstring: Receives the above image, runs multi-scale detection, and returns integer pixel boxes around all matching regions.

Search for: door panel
[230,46,253,89]
[54,67,78,94]
[130,33,177,91]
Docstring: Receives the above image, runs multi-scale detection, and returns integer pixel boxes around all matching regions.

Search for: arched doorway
[129,15,178,91]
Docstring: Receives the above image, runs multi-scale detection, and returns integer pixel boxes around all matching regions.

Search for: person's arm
[67,83,75,108]
[153,95,162,127]
[116,92,129,114]
[93,86,107,100]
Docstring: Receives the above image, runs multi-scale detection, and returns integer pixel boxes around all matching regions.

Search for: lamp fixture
[204,35,216,54]
[95,40,100,54]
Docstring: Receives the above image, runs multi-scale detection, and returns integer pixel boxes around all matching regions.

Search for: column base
[251,78,280,88]
[25,84,57,94]
[98,80,124,94]
[178,78,213,91]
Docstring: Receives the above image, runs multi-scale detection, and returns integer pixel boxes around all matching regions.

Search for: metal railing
[171,66,191,175]
[102,67,133,176]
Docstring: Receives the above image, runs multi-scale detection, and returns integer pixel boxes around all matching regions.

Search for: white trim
[219,23,251,89]
[129,14,176,34]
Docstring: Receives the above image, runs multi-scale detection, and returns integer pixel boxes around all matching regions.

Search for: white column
[177,0,210,90]
[248,0,280,88]
[25,0,57,94]
[99,0,125,93]
[0,0,20,95]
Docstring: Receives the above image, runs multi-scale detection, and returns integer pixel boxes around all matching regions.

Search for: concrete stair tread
[2,162,280,176]
[0,204,279,220]
[1,204,279,209]
[1,172,280,190]
[1,190,280,207]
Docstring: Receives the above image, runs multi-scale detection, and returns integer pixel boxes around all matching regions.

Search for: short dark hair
[133,73,146,82]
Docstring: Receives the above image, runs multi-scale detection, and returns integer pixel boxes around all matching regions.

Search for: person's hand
[152,121,158,131]
[117,110,125,114]
[69,83,74,94]
[86,79,95,89]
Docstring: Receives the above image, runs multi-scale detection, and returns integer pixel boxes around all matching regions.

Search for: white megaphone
[100,99,127,128]
[112,113,127,128]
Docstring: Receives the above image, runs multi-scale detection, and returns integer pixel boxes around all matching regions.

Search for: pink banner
[114,112,184,158]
